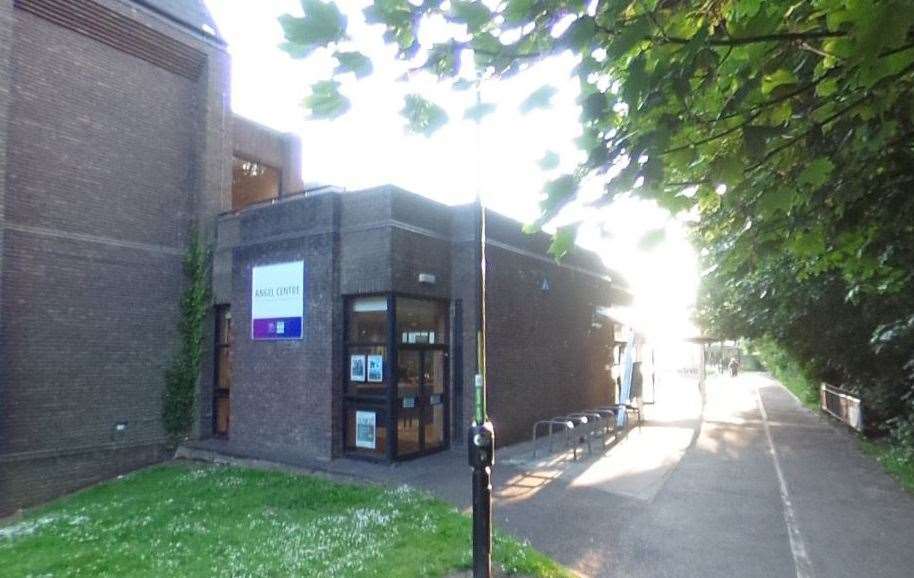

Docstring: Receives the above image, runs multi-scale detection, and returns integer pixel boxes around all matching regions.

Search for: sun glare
[205,0,700,344]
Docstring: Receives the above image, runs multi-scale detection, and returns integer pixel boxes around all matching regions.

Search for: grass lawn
[0,463,571,578]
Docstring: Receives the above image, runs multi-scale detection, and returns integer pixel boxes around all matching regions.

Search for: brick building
[0,0,625,514]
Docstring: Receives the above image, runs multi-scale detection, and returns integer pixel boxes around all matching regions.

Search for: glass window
[396,298,447,345]
[217,347,232,390]
[215,397,230,436]
[397,350,421,400]
[349,297,388,344]
[397,406,421,457]
[424,350,445,396]
[213,306,232,437]
[424,404,444,450]
[231,156,280,210]
[347,345,387,397]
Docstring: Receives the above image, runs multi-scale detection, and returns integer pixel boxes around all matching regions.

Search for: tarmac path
[337,371,914,577]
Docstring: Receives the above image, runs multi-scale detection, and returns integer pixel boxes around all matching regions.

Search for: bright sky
[205,0,700,341]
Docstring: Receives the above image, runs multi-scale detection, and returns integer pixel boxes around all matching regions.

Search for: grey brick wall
[207,193,340,462]
[0,0,13,461]
[207,189,616,463]
[451,205,616,447]
[0,0,230,515]
[486,244,615,445]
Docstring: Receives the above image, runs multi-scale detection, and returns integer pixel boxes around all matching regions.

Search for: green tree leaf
[334,51,373,78]
[548,225,576,260]
[797,158,834,190]
[761,69,798,95]
[305,80,350,119]
[520,85,558,114]
[758,187,795,215]
[279,1,347,57]
[464,101,497,122]
[541,174,578,216]
[450,1,492,33]
[538,151,560,170]
[503,0,535,25]
[401,94,448,136]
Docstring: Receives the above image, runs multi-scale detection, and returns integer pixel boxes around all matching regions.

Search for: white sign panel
[355,410,376,449]
[251,261,305,340]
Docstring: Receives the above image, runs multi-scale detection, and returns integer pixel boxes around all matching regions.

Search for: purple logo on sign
[252,317,302,340]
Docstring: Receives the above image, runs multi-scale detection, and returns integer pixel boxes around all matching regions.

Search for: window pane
[345,407,387,457]
[397,350,420,400]
[424,403,444,450]
[349,298,388,343]
[346,346,386,396]
[217,310,232,346]
[424,350,445,396]
[217,347,232,390]
[397,299,447,344]
[397,406,421,457]
[215,396,230,436]
[231,157,280,210]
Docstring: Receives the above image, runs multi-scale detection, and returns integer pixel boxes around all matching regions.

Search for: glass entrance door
[396,348,447,457]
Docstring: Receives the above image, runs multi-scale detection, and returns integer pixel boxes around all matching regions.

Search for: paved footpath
[323,371,914,577]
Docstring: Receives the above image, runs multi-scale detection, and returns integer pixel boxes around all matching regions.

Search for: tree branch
[665,30,846,46]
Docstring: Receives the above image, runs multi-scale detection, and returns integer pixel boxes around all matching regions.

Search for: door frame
[342,293,452,461]
[394,344,450,459]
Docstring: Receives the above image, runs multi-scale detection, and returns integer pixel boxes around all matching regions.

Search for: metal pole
[469,82,493,577]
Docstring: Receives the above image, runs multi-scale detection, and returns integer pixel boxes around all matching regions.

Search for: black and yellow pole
[468,102,494,575]
[469,198,494,578]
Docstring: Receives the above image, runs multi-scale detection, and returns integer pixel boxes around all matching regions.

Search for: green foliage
[402,94,449,136]
[701,252,914,427]
[305,80,351,119]
[464,100,497,121]
[753,337,819,412]
[279,0,347,58]
[279,1,914,430]
[538,150,560,170]
[278,1,914,291]
[0,464,572,577]
[334,50,373,78]
[162,232,210,445]
[520,85,558,114]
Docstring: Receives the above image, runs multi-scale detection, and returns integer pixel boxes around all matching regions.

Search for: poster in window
[355,411,376,449]
[350,355,366,382]
[367,355,384,382]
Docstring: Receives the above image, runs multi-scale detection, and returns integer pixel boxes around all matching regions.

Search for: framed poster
[251,261,305,340]
[367,355,384,382]
[355,411,376,449]
[350,355,366,382]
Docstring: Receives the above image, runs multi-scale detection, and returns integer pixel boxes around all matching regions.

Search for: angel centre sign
[251,261,305,340]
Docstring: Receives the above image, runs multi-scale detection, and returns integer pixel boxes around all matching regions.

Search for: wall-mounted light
[418,273,437,285]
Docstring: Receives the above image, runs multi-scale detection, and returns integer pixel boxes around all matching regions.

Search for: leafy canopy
[281,0,914,427]
[280,1,914,302]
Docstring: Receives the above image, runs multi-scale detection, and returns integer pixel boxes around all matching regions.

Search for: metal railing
[820,383,864,431]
